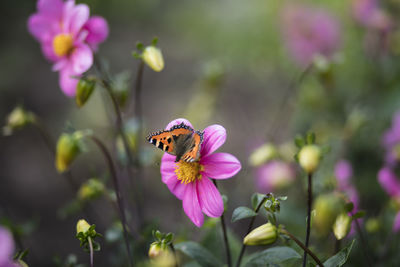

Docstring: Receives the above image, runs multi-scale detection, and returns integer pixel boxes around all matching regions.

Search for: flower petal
[201,125,226,157]
[27,14,55,42]
[0,227,14,265]
[37,0,64,20]
[84,16,109,47]
[182,182,204,227]
[67,3,90,36]
[161,153,186,200]
[393,211,400,232]
[197,178,224,218]
[70,44,93,74]
[378,167,400,198]
[202,152,241,179]
[59,67,79,97]
[165,118,193,130]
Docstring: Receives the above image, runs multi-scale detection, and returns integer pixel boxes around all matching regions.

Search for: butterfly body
[147,122,204,162]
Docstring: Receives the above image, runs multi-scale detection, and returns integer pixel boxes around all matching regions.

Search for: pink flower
[281,4,341,66]
[160,118,241,227]
[0,226,19,267]
[335,160,354,191]
[352,0,391,31]
[378,167,400,232]
[28,0,108,97]
[256,160,295,193]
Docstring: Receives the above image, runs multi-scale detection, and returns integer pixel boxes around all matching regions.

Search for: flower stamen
[174,161,204,184]
[53,33,74,57]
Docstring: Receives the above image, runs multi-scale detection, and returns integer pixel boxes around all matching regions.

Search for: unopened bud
[76,219,91,234]
[314,194,344,236]
[3,106,36,136]
[249,143,278,166]
[55,133,81,173]
[78,178,105,201]
[243,222,277,246]
[143,46,164,72]
[299,145,321,174]
[148,243,164,259]
[333,213,352,240]
[76,77,96,107]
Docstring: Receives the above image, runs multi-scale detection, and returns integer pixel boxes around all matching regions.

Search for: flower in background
[378,167,400,232]
[160,118,241,227]
[0,226,19,267]
[28,0,108,97]
[352,0,391,31]
[256,160,295,193]
[281,4,341,67]
[382,111,400,166]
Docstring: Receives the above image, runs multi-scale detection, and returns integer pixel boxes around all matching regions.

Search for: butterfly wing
[180,130,203,162]
[147,131,175,154]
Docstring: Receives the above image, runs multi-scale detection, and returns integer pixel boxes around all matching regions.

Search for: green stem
[88,236,94,267]
[89,135,134,267]
[235,196,267,267]
[212,180,231,267]
[303,172,313,267]
[280,229,324,267]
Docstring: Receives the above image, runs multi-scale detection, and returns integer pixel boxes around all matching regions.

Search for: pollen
[174,161,204,184]
[53,33,74,57]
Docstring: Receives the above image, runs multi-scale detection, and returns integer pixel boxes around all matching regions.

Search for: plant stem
[132,60,145,162]
[212,180,231,267]
[169,243,179,267]
[89,135,134,267]
[280,229,324,267]
[236,196,267,267]
[303,172,313,267]
[88,236,94,267]
[354,219,373,267]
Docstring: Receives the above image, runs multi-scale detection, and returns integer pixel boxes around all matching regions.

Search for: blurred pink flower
[160,119,241,227]
[335,160,354,189]
[378,167,400,232]
[281,4,341,66]
[352,0,391,31]
[28,0,108,97]
[0,226,18,267]
[382,111,400,166]
[256,160,295,193]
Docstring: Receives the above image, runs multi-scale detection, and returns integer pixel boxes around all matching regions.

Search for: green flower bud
[77,178,105,201]
[298,145,321,174]
[248,143,278,166]
[333,213,352,240]
[76,77,96,107]
[313,193,345,236]
[3,106,36,136]
[365,218,380,233]
[56,133,81,173]
[243,222,278,246]
[148,242,164,258]
[143,46,164,72]
[76,219,91,234]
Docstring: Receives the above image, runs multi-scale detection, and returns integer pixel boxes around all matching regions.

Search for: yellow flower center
[174,161,204,184]
[53,33,74,57]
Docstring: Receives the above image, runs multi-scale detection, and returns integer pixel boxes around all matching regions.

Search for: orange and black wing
[181,130,203,162]
[147,130,175,154]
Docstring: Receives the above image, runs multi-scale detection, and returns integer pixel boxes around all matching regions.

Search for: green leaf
[232,207,257,222]
[244,246,302,267]
[152,37,159,46]
[352,210,366,219]
[306,132,316,144]
[277,196,288,201]
[344,202,354,213]
[251,193,266,210]
[175,242,222,267]
[324,239,355,267]
[136,42,144,51]
[294,135,305,148]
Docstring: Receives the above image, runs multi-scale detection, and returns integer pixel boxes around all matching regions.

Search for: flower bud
[313,193,345,236]
[76,77,96,107]
[3,106,36,136]
[333,213,352,240]
[298,145,321,174]
[143,46,164,72]
[148,242,164,259]
[249,143,278,166]
[77,178,105,201]
[365,218,380,233]
[55,133,81,173]
[149,243,175,266]
[243,222,277,246]
[76,219,91,234]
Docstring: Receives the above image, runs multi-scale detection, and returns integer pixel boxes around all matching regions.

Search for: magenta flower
[281,4,341,66]
[335,160,354,191]
[256,160,295,193]
[382,111,400,166]
[0,226,19,267]
[352,0,391,31]
[378,167,400,231]
[28,0,109,97]
[160,118,241,227]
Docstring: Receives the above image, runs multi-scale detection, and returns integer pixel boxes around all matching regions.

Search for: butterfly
[147,122,204,162]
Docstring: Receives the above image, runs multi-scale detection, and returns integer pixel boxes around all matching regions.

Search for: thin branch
[303,173,313,267]
[88,236,94,267]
